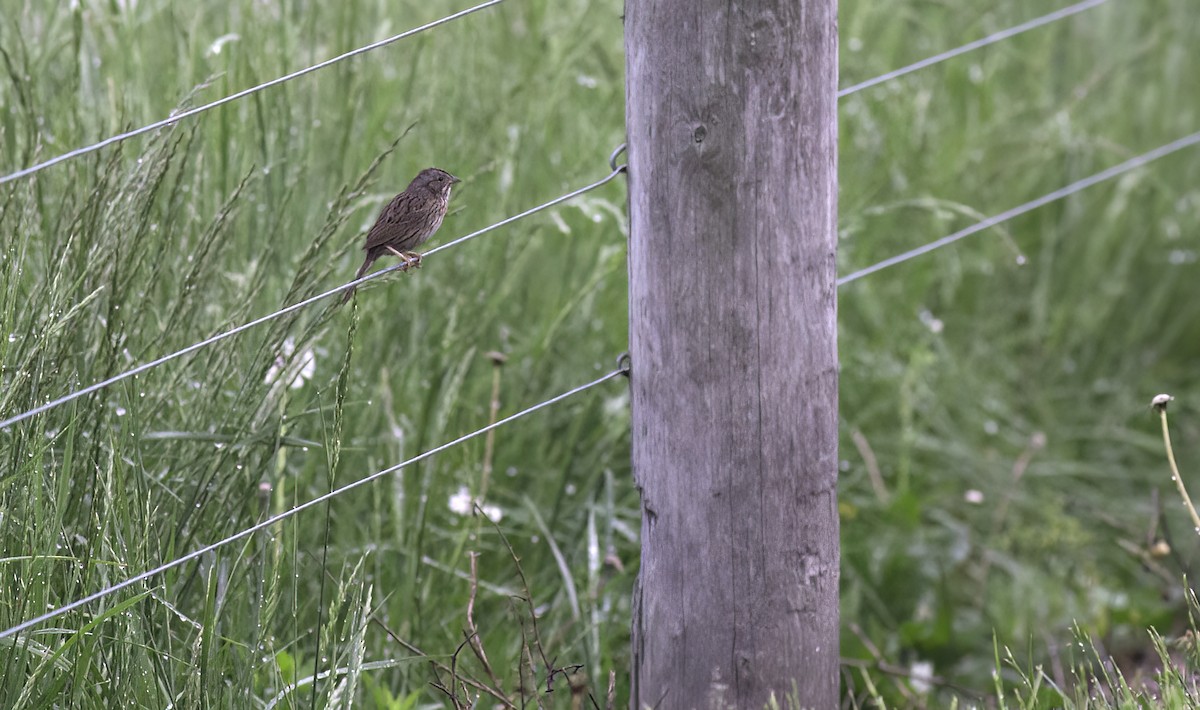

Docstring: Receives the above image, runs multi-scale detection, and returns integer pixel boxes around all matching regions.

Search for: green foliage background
[0,0,1197,706]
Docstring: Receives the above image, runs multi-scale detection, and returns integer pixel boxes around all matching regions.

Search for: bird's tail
[340,258,372,305]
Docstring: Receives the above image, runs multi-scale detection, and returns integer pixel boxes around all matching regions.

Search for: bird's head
[413,167,461,195]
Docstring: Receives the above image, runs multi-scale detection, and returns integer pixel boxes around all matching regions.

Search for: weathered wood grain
[626,0,839,707]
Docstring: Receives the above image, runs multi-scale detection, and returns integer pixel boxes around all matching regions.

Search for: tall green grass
[839,0,1200,704]
[0,0,1197,706]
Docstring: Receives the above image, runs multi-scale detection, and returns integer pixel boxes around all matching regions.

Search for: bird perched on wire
[342,167,460,304]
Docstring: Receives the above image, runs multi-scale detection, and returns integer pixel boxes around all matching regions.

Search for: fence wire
[0,0,1170,677]
[0,366,628,642]
[837,129,1200,286]
[838,0,1110,98]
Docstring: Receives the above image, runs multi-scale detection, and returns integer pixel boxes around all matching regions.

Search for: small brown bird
[342,167,460,303]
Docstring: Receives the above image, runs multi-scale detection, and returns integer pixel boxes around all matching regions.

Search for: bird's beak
[449,174,462,184]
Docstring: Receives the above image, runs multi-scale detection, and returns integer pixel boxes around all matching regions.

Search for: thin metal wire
[609,143,627,172]
[0,0,505,186]
[423,166,625,258]
[838,0,1110,98]
[837,129,1200,286]
[0,367,626,642]
[0,166,625,431]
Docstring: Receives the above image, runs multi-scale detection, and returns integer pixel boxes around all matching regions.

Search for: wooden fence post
[625,0,839,706]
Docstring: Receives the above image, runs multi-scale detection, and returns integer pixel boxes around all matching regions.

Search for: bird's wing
[362,194,425,252]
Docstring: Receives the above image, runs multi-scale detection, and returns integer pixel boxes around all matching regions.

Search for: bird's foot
[385,247,423,271]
